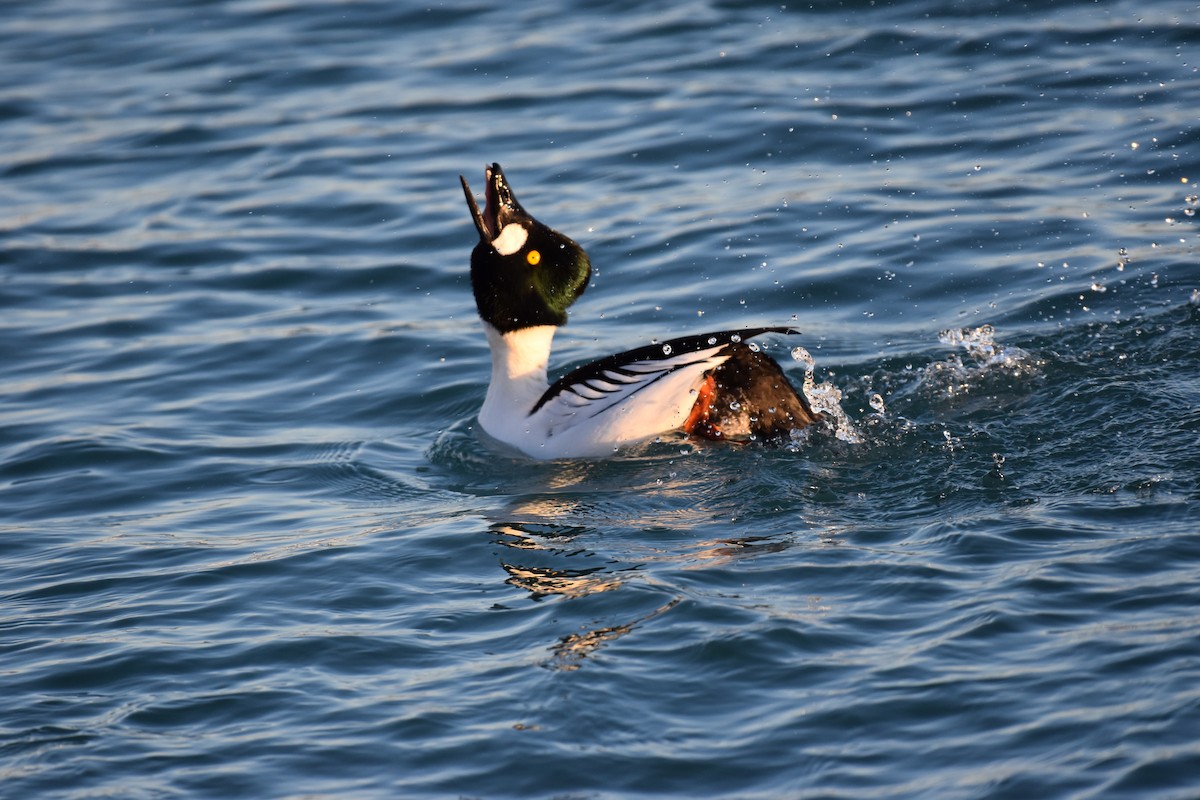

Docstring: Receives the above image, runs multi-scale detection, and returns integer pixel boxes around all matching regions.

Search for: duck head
[461,163,592,333]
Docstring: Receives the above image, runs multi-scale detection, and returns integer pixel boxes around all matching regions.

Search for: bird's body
[461,163,818,459]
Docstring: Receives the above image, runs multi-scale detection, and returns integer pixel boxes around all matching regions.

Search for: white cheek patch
[492,223,529,256]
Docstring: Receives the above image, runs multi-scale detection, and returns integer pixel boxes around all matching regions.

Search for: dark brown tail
[683,343,820,443]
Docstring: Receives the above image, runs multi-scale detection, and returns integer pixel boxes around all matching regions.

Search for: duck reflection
[501,562,621,600]
[683,533,793,566]
[482,472,817,671]
[488,520,683,670]
[490,521,587,551]
[548,598,680,672]
[490,521,629,600]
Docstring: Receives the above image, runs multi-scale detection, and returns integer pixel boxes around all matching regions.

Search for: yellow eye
[526,250,541,266]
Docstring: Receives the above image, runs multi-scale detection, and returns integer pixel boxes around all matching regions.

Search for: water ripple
[3,0,1199,797]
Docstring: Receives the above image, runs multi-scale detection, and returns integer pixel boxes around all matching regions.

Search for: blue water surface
[3,1,1199,798]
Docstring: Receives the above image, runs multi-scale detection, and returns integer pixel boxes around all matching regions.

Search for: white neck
[478,322,557,436]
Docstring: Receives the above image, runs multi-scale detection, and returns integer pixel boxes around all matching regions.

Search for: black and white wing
[531,327,798,438]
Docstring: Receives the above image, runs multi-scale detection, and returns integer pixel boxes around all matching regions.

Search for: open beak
[460,162,527,244]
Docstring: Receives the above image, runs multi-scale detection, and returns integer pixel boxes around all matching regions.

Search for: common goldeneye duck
[460,162,819,459]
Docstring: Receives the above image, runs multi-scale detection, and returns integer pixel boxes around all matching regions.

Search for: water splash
[791,346,862,444]
[991,452,1006,480]
[808,383,862,444]
[937,324,1025,365]
[921,324,1039,399]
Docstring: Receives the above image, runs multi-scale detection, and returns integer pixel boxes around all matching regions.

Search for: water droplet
[729,401,741,412]
[869,393,885,413]
[942,429,961,451]
[731,334,742,343]
[791,346,814,370]
[748,342,760,352]
[662,344,673,355]
[1091,282,1107,293]
[707,336,717,345]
